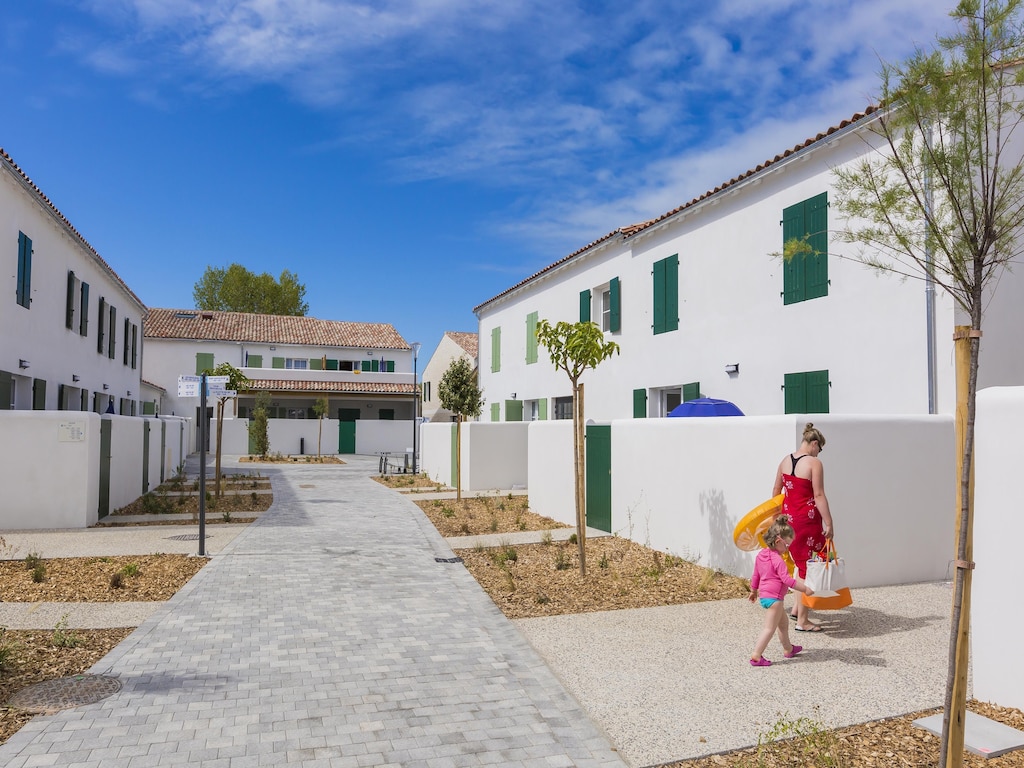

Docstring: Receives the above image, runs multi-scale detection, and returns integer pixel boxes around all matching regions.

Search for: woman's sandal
[794,624,823,632]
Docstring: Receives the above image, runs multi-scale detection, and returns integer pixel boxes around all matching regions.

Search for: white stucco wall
[0,411,99,529]
[526,421,575,525]
[421,422,457,486]
[214,417,415,457]
[475,122,968,422]
[973,387,1024,710]
[461,423,529,491]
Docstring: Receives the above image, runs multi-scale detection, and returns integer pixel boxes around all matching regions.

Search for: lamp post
[411,341,421,475]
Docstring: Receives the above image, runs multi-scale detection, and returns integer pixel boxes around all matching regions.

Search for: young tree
[825,3,1024,764]
[437,357,484,501]
[193,263,309,316]
[313,396,330,459]
[249,392,271,459]
[536,319,619,577]
[201,363,252,497]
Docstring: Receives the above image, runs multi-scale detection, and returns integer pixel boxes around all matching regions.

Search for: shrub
[0,627,21,669]
[24,551,42,570]
[31,563,47,583]
[52,615,82,648]
[109,572,124,589]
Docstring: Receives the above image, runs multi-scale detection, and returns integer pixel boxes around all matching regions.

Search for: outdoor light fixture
[18,359,29,369]
[126,391,132,397]
[103,383,109,390]
[725,363,740,374]
[72,374,81,382]
[511,392,517,399]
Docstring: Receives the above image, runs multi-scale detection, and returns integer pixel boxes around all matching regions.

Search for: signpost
[176,373,236,556]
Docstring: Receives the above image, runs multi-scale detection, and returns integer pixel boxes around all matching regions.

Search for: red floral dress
[781,454,825,578]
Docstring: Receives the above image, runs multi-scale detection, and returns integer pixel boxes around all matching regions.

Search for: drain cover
[7,674,121,714]
[435,556,463,564]
[166,534,211,541]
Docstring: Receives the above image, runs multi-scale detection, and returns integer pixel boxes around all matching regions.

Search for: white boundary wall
[0,412,189,529]
[526,421,575,524]
[973,387,1024,710]
[420,422,529,490]
[421,423,455,486]
[215,417,416,457]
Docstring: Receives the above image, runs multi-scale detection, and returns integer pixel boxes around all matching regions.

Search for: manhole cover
[7,674,121,714]
[166,534,211,541]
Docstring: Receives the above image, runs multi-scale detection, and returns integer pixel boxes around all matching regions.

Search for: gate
[98,418,112,519]
[338,408,359,454]
[585,424,612,533]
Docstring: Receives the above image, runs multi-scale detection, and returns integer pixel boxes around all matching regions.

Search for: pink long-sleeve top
[750,548,797,600]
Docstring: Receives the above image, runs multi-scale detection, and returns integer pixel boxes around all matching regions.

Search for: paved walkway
[0,456,626,768]
[0,456,962,767]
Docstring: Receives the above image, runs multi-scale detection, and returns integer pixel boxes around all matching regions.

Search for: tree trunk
[574,381,587,577]
[456,414,463,502]
[215,400,224,498]
[940,323,979,768]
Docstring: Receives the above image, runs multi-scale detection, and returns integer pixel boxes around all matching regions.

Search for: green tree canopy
[438,358,484,420]
[193,263,309,316]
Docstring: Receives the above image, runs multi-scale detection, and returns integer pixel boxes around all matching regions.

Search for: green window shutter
[57,383,66,411]
[526,312,538,364]
[538,398,548,420]
[386,360,395,373]
[196,352,214,374]
[682,382,701,402]
[361,360,371,372]
[272,357,285,369]
[505,399,523,421]
[249,354,264,368]
[108,305,116,359]
[609,277,621,332]
[806,369,830,413]
[490,402,500,421]
[633,388,647,418]
[491,327,501,373]
[80,389,88,411]
[0,372,12,411]
[783,372,806,414]
[652,255,679,334]
[805,193,829,300]
[326,358,340,370]
[32,378,46,410]
[131,324,138,369]
[16,232,32,309]
[97,298,107,354]
[580,289,592,323]
[782,201,806,305]
[79,283,89,336]
[123,318,131,365]
[308,357,321,370]
[142,401,156,415]
[371,359,379,372]
[66,271,76,329]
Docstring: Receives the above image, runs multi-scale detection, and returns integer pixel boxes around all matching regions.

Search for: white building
[142,308,416,452]
[421,331,478,422]
[1,148,146,415]
[473,107,1024,421]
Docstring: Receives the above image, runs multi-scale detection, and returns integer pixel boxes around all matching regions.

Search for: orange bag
[802,586,852,610]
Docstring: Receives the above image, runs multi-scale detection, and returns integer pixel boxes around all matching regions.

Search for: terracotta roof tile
[144,308,410,350]
[473,106,879,312]
[445,331,478,358]
[0,148,147,313]
[246,379,415,395]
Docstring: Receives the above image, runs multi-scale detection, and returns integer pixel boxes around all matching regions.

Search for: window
[32,378,46,410]
[491,327,501,373]
[422,381,431,401]
[526,312,538,364]
[553,396,573,420]
[652,255,678,334]
[378,409,395,420]
[16,232,32,309]
[504,400,523,421]
[285,358,308,369]
[784,370,830,414]
[601,277,621,332]
[339,360,356,371]
[579,289,591,323]
[782,192,829,304]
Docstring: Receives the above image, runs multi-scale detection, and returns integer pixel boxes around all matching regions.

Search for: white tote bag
[804,541,848,597]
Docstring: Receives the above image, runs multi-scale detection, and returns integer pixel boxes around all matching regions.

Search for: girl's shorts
[759,598,780,609]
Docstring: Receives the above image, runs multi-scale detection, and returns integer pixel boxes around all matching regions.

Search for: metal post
[198,373,207,557]
[411,342,420,475]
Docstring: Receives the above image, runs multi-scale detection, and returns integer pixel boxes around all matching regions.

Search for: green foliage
[438,357,485,419]
[192,263,309,316]
[24,552,42,570]
[52,614,82,649]
[313,396,329,457]
[120,563,140,577]
[249,392,271,458]
[737,713,845,768]
[553,547,571,570]
[31,563,46,583]
[535,319,620,386]
[0,627,21,669]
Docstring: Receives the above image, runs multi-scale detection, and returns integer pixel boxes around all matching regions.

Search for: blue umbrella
[668,397,745,417]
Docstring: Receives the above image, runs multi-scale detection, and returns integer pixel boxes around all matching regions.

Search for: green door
[99,418,112,518]
[338,407,359,454]
[585,424,612,533]
[142,420,151,494]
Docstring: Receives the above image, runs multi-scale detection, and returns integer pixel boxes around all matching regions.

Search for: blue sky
[1,1,957,359]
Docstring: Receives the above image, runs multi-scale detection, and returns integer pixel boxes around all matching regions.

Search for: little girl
[748,517,814,667]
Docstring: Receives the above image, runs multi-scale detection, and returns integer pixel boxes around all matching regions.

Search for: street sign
[207,375,230,385]
[208,389,237,398]
[177,375,201,398]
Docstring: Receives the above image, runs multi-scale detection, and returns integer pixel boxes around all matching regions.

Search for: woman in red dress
[772,423,834,631]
